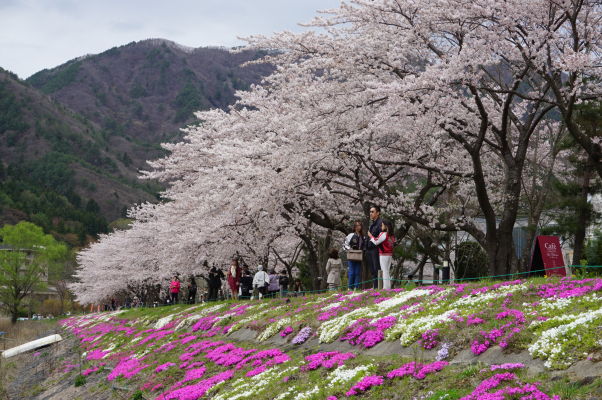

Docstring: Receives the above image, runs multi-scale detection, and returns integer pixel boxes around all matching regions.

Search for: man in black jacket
[366,205,382,289]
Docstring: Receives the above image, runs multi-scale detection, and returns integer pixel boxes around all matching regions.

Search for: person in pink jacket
[368,220,395,289]
[169,276,181,304]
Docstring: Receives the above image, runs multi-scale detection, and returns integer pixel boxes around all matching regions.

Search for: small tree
[0,221,68,323]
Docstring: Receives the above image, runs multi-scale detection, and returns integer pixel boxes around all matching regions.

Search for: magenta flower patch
[345,374,384,396]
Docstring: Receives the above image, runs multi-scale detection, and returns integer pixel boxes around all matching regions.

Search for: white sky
[0,0,341,79]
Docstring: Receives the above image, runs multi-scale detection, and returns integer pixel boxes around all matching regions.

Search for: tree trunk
[485,224,517,278]
[573,160,593,265]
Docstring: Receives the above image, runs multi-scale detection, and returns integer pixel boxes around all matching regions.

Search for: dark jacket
[240,273,253,296]
[367,217,382,250]
[208,267,224,288]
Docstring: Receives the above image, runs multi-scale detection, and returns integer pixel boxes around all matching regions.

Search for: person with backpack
[227,258,242,300]
[368,219,395,289]
[252,265,270,299]
[343,220,366,290]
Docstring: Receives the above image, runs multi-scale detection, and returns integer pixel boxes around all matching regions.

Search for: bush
[130,391,145,400]
[39,298,62,316]
[455,241,488,279]
[74,374,86,387]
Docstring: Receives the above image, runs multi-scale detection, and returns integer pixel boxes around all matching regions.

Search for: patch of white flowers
[257,317,292,341]
[293,385,320,400]
[328,364,373,389]
[154,315,175,329]
[388,310,458,345]
[450,283,528,308]
[528,305,602,368]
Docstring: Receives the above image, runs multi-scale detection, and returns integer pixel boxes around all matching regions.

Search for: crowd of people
[162,205,395,304]
[164,261,306,304]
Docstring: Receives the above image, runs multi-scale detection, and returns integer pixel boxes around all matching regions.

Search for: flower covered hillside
[56,276,602,400]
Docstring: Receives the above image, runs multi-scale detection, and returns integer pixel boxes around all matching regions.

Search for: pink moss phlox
[418,329,439,350]
[191,315,220,332]
[62,363,79,373]
[205,343,257,367]
[86,348,109,360]
[180,366,206,383]
[235,348,290,371]
[138,330,174,346]
[466,315,485,326]
[156,369,234,400]
[340,316,396,348]
[345,375,384,396]
[82,365,101,376]
[387,361,448,380]
[107,356,149,380]
[280,326,294,337]
[490,363,525,371]
[459,372,560,400]
[374,296,392,304]
[185,361,205,370]
[155,362,177,373]
[301,351,356,371]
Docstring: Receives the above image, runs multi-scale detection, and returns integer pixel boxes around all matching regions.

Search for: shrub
[74,374,86,387]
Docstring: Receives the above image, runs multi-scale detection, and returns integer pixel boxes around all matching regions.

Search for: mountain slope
[27,39,271,170]
[1,39,271,242]
[0,68,155,243]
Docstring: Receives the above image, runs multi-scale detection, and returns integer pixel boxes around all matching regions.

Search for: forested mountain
[0,39,271,245]
[26,39,271,169]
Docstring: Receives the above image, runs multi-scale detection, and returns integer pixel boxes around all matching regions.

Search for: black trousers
[170,292,178,304]
[208,286,219,301]
[366,248,380,289]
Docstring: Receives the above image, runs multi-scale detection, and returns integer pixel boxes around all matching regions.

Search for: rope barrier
[276,265,602,297]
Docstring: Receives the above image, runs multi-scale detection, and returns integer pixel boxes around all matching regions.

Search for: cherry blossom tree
[72,0,602,302]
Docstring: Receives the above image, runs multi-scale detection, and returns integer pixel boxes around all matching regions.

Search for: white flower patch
[328,364,373,389]
[257,317,292,341]
[388,310,458,345]
[213,365,297,400]
[528,305,602,368]
[528,313,580,328]
[274,388,297,400]
[319,308,380,343]
[154,315,175,329]
[450,283,528,308]
[293,385,320,400]
[322,301,343,311]
[374,289,431,313]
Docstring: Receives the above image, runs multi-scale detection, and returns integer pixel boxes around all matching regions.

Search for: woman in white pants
[368,220,395,289]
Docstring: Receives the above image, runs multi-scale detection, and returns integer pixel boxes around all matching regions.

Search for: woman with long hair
[343,220,366,289]
[227,258,241,300]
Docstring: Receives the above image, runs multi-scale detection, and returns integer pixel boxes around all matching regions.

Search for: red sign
[530,236,566,277]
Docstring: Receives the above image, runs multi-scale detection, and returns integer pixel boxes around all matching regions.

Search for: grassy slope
[54,276,602,399]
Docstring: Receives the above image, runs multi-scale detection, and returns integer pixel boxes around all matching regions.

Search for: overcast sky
[0,0,340,79]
